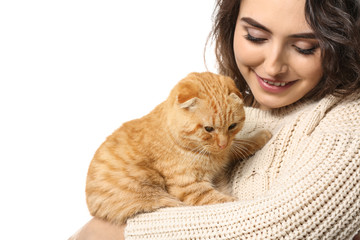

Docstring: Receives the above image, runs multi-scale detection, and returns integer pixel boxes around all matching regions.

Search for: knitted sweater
[125,92,360,240]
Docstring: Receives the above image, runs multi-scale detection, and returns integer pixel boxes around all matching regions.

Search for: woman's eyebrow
[240,17,317,39]
[240,17,272,33]
[289,33,317,39]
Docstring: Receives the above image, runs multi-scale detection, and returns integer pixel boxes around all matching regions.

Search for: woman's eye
[228,123,237,131]
[204,126,214,133]
[244,33,267,43]
[294,45,319,55]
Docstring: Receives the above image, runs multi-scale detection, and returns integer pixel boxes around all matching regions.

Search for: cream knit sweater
[125,92,360,240]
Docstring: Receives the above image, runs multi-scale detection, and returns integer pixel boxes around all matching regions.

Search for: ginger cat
[86,72,271,225]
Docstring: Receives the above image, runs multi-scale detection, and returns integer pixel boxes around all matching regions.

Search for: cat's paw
[192,190,237,205]
[205,195,237,205]
[251,129,272,149]
[257,129,272,142]
[217,195,237,203]
[158,196,186,208]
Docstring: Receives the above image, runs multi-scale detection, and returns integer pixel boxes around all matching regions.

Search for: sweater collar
[244,94,341,135]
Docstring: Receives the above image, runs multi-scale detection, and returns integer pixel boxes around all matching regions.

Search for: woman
[72,0,360,239]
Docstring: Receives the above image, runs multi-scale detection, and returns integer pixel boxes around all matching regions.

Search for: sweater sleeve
[125,100,360,239]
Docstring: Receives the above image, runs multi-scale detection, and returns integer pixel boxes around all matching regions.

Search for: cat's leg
[110,183,185,224]
[86,166,184,225]
[169,181,237,206]
[231,129,272,159]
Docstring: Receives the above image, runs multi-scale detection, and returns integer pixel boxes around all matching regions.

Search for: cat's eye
[204,126,214,133]
[228,123,237,131]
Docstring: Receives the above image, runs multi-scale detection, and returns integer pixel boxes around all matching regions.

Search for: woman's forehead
[238,0,312,35]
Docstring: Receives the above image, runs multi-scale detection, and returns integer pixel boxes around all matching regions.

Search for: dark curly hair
[209,0,360,106]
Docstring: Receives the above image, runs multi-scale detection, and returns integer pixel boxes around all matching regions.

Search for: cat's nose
[217,135,228,149]
[218,142,227,149]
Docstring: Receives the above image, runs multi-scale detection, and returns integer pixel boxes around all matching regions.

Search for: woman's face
[233,0,323,110]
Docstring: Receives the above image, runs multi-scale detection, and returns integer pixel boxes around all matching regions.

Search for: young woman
[71,0,360,239]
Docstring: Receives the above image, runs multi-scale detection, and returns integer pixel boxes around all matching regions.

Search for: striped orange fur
[86,72,271,225]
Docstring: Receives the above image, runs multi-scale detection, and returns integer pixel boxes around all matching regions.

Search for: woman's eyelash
[245,32,319,56]
[244,34,267,43]
[294,45,319,55]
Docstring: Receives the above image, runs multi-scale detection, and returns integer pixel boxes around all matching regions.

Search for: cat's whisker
[179,144,203,167]
[229,147,248,159]
[190,147,209,167]
[192,146,205,154]
[235,138,263,145]
[196,147,208,161]
[233,143,253,153]
[230,144,253,159]
[234,139,258,145]
[234,140,263,150]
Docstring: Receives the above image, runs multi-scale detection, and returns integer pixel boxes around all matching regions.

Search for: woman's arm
[71,133,359,239]
[71,219,360,240]
[124,129,360,239]
[69,218,125,240]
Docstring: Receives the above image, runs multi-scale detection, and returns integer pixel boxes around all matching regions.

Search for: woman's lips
[262,79,287,86]
[255,73,297,93]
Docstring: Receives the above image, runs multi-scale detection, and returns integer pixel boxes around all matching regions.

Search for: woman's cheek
[233,33,263,68]
[290,52,323,84]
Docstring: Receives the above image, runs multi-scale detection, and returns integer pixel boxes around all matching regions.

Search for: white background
[0,1,217,239]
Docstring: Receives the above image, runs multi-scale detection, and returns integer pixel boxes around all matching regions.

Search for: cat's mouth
[207,146,229,155]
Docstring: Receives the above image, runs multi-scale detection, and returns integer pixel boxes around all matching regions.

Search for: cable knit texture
[125,92,360,240]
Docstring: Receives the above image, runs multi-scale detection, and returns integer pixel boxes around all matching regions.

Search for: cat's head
[167,72,245,155]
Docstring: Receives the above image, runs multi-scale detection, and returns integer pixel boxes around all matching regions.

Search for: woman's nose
[264,45,288,77]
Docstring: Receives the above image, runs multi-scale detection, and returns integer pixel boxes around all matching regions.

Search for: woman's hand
[69,218,125,240]
[353,233,360,240]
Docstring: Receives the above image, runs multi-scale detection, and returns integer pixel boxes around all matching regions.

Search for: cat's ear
[175,80,200,111]
[229,92,244,105]
[223,75,244,103]
[178,96,199,111]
